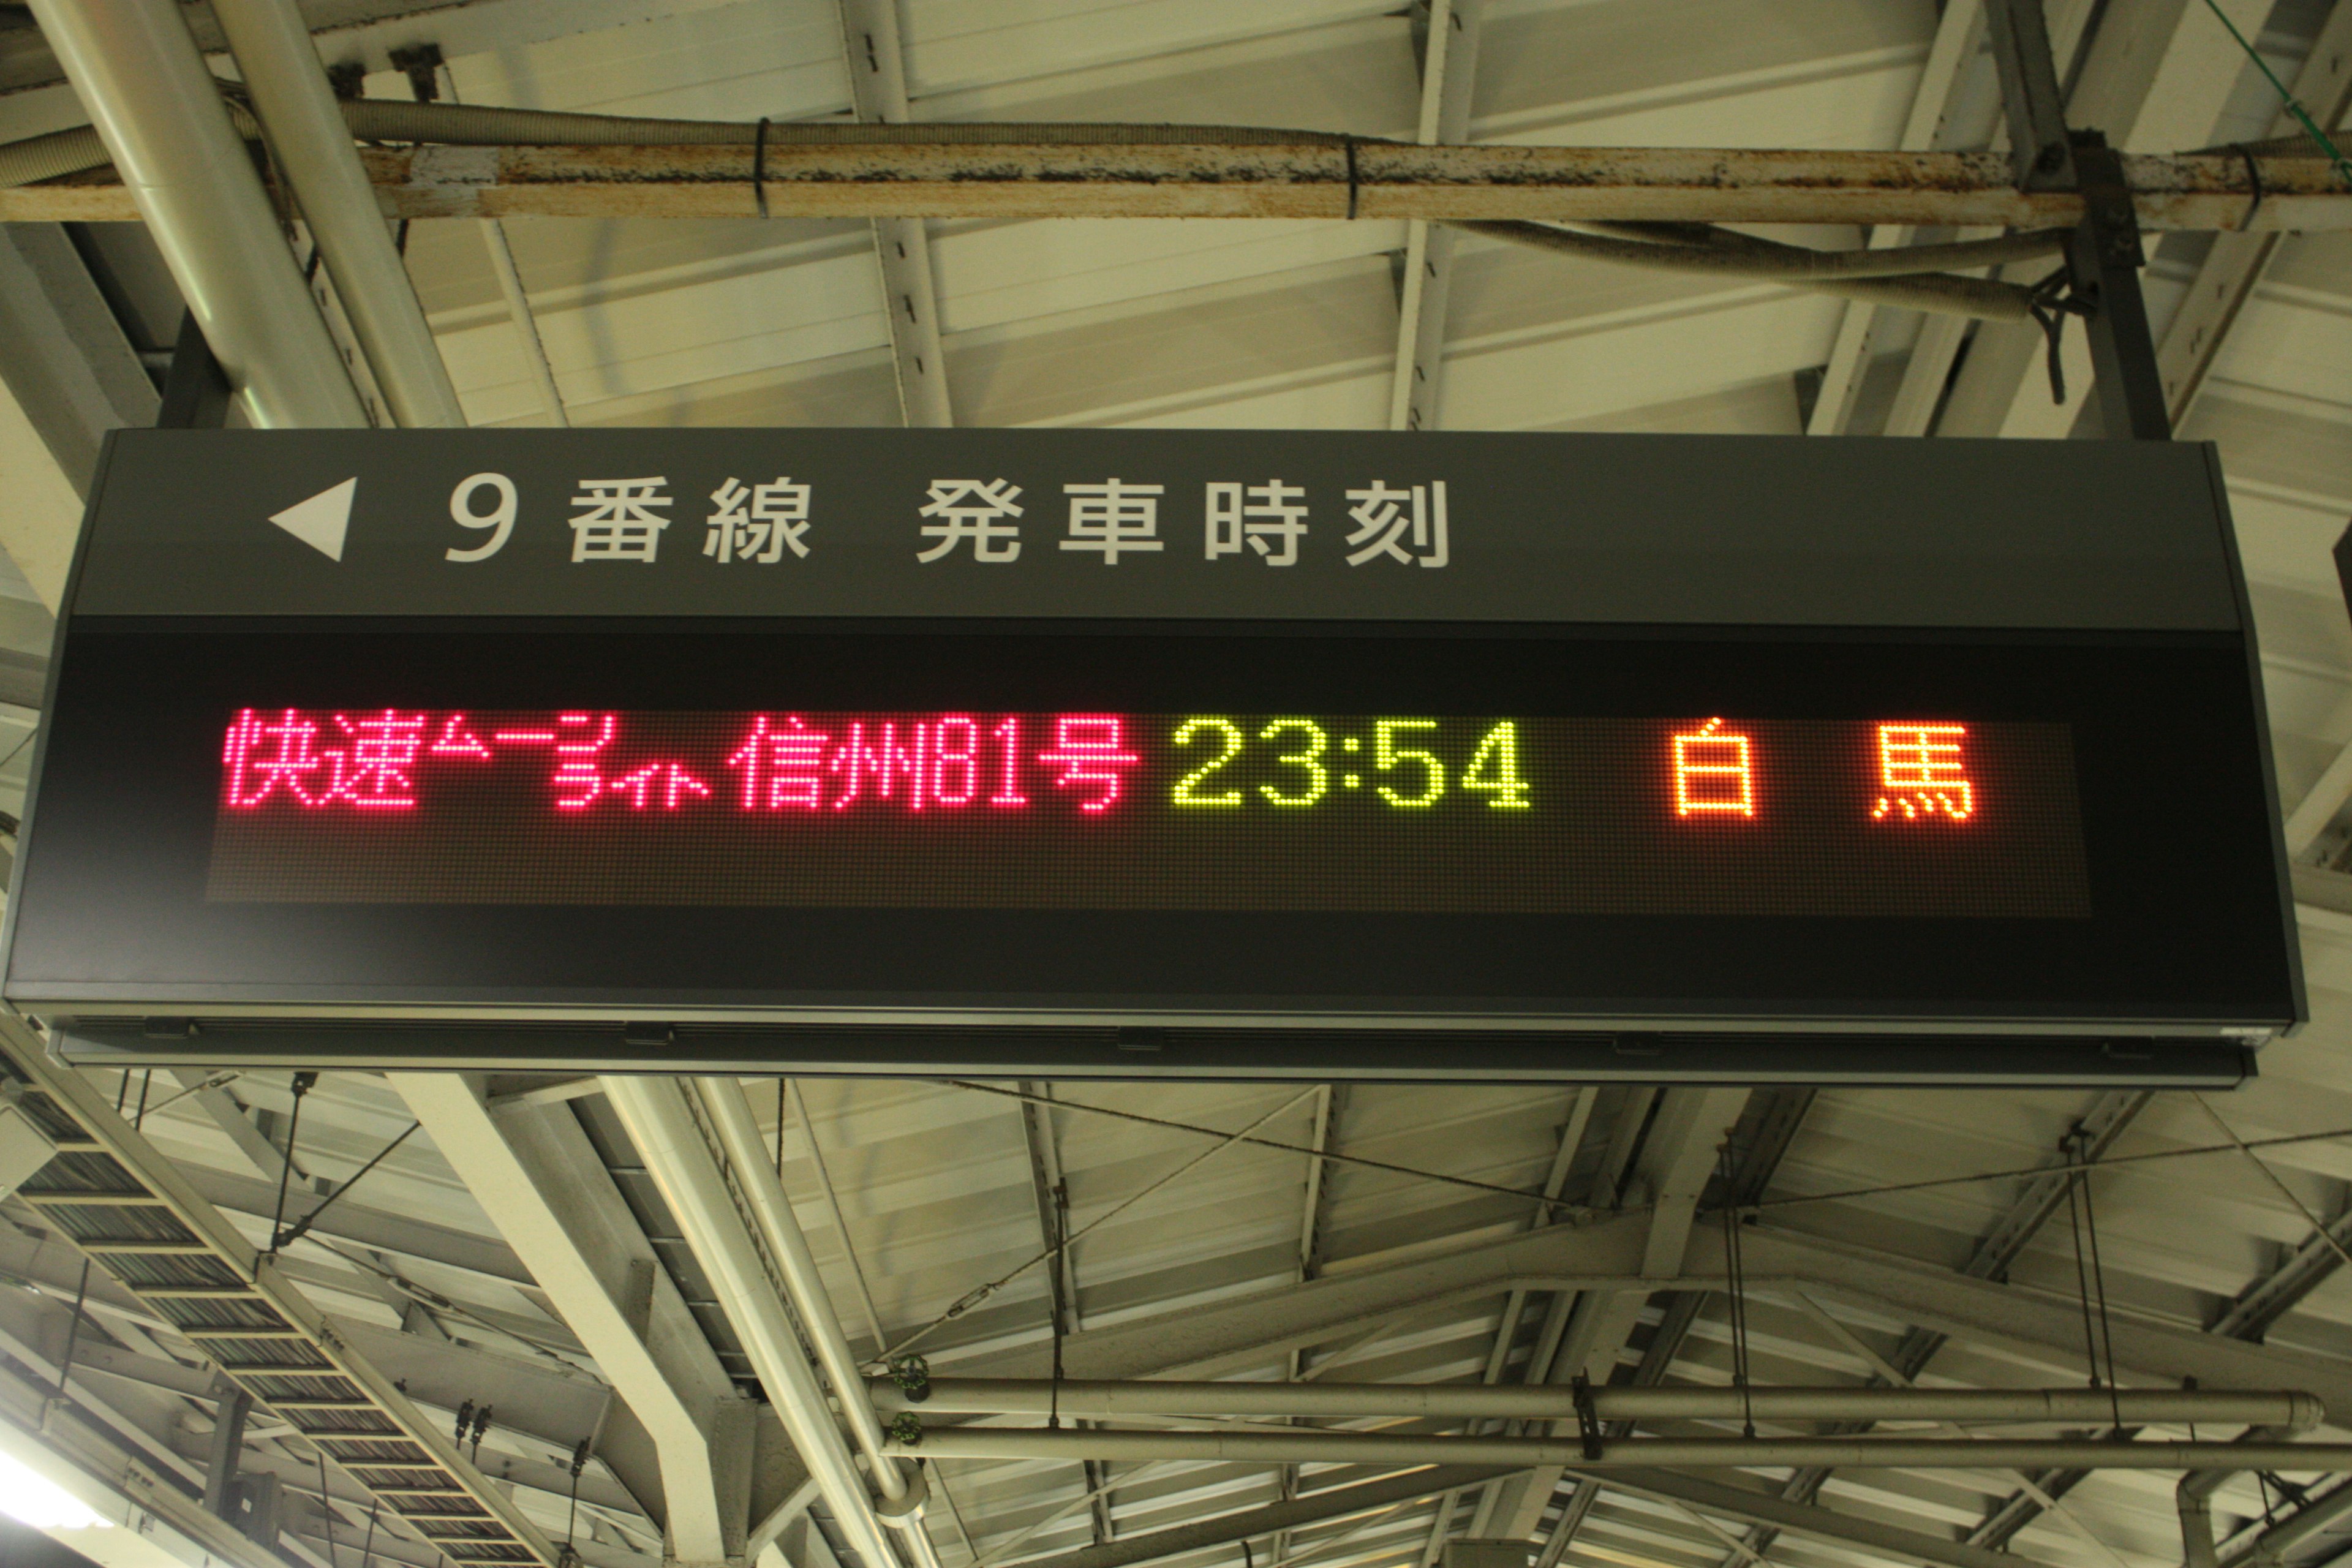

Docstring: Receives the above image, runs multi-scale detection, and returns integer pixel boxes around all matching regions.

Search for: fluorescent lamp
[0,1449,110,1531]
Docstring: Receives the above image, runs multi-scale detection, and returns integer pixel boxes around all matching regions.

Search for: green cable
[2198,0,2352,187]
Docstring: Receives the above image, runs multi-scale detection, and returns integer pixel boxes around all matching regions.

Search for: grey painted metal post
[202,1384,252,1518]
[24,0,366,429]
[1982,0,2169,439]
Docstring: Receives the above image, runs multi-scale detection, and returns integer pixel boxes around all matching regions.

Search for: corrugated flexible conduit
[0,99,2057,320]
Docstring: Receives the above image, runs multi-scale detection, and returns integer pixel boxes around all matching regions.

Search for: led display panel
[2,428,2302,1082]
[204,706,2089,918]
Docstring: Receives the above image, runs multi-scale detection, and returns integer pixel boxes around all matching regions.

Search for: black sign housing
[5,429,2301,1083]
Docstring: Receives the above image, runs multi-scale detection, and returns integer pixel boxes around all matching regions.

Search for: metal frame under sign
[4,428,2302,1085]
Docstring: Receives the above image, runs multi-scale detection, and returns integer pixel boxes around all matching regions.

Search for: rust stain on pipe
[2,144,2339,230]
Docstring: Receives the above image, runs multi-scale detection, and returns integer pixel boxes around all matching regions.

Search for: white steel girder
[1483,1088,1749,1544]
[1806,0,1988,435]
[2155,0,2352,430]
[1388,0,1483,433]
[391,1073,752,1567]
[939,1196,2352,1423]
[834,0,952,428]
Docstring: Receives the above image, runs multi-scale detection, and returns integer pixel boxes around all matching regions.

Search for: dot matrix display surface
[205,707,2090,916]
[6,621,2293,1031]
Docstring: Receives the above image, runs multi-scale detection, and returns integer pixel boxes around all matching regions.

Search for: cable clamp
[753,116,771,219]
[1572,1372,1603,1461]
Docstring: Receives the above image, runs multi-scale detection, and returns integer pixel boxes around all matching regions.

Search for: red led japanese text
[220,710,1139,818]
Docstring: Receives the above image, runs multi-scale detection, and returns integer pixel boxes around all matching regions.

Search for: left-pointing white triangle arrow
[269,477,356,562]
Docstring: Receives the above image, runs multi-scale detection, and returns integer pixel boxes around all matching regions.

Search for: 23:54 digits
[1172,717,1530,810]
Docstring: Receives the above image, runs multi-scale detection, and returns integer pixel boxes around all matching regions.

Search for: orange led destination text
[1872,722,1976,821]
[1671,718,1755,818]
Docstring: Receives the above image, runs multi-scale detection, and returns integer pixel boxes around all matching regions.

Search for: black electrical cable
[1719,1145,1755,1439]
[274,1121,420,1253]
[55,1257,91,1401]
[753,117,770,220]
[316,1450,337,1568]
[2064,1146,2102,1392]
[360,1501,378,1568]
[266,1071,318,1260]
[2075,1133,2125,1431]
[564,1435,590,1567]
[777,1079,788,1182]
[131,1070,152,1130]
[1048,1179,1069,1433]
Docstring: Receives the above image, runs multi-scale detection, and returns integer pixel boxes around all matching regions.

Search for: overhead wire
[2190,1094,2352,1274]
[2193,0,2352,187]
[948,1080,1597,1221]
[876,1087,1321,1365]
[1728,1121,2352,1217]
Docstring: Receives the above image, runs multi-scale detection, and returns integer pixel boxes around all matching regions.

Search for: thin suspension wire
[2073,1132,2124,1430]
[1732,1122,2352,1215]
[1718,1144,1754,1439]
[2064,1147,2102,1392]
[2194,0,2352,186]
[878,1087,1321,1364]
[974,1080,2352,1223]
[952,1080,1591,1219]
[2191,1093,2352,1273]
[266,1071,315,1259]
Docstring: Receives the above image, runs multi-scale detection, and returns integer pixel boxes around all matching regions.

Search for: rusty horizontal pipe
[872,1378,2322,1430]
[884,1428,2352,1471]
[3,143,2337,232]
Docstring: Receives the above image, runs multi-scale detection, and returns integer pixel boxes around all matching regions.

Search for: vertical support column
[158,315,233,431]
[835,0,953,428]
[1981,0,2169,440]
[202,1385,252,1520]
[2066,132,2170,440]
[1388,0,1483,432]
[210,0,467,428]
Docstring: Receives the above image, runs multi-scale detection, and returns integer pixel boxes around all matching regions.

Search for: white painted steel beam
[1490,1088,1747,1542]
[1708,1088,2154,1568]
[209,0,465,428]
[598,1077,913,1568]
[1011,1461,2037,1568]
[690,1079,905,1505]
[0,224,155,505]
[944,1206,2352,1427]
[390,1073,748,1566]
[22,0,364,428]
[834,0,951,427]
[2156,0,2352,428]
[1735,1223,2352,1423]
[1806,0,1985,435]
[2285,736,2352,858]
[1389,0,1482,432]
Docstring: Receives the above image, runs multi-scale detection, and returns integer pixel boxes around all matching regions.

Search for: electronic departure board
[4,428,2300,1084]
